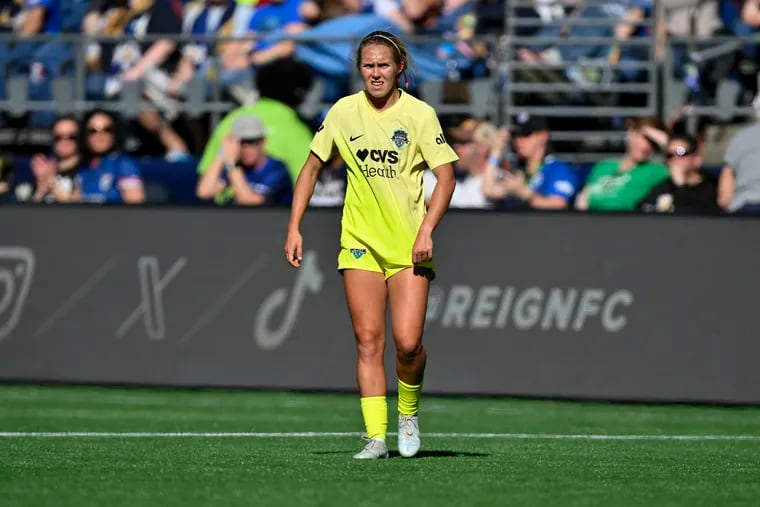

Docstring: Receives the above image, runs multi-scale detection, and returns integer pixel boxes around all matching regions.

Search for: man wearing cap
[637,133,720,213]
[482,112,578,210]
[196,114,293,205]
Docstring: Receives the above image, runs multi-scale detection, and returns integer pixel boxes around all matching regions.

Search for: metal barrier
[502,0,659,162]
[1,3,757,160]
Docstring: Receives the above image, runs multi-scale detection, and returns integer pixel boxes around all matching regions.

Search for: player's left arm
[413,106,458,263]
[414,162,455,264]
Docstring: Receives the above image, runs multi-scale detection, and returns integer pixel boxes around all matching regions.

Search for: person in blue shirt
[482,112,579,210]
[196,114,293,206]
[245,0,316,66]
[52,110,146,204]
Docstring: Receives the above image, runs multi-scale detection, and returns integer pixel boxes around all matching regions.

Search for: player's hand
[284,228,303,268]
[412,229,433,264]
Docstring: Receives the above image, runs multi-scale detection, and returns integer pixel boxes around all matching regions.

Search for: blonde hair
[355,31,411,87]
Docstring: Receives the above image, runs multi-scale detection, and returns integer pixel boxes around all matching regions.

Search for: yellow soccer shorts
[337,247,434,280]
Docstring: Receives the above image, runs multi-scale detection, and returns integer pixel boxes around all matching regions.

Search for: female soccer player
[284,31,457,459]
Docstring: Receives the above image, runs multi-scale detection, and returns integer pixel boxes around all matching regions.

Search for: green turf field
[1,385,759,506]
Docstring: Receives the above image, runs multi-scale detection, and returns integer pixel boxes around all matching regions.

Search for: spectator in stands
[170,0,257,103]
[483,113,578,210]
[0,153,12,202]
[575,116,669,211]
[738,0,760,93]
[81,0,131,99]
[107,0,190,161]
[309,153,347,206]
[423,117,493,209]
[197,58,314,184]
[14,116,82,203]
[196,115,293,205]
[0,0,23,118]
[245,0,318,67]
[3,0,65,127]
[518,0,652,89]
[637,133,720,213]
[718,98,760,213]
[52,109,145,204]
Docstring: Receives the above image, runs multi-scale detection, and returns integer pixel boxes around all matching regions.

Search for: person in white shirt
[423,117,494,209]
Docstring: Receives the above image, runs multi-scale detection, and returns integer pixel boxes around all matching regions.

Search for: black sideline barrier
[0,207,757,403]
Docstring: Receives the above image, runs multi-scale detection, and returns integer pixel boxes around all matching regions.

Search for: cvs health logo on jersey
[355,148,399,179]
[0,247,35,341]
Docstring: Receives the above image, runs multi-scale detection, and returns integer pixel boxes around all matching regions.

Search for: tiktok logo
[254,251,323,350]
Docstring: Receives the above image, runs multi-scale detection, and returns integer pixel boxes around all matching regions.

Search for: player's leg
[387,266,430,458]
[343,268,389,459]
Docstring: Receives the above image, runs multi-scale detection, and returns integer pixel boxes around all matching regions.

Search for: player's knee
[396,341,424,364]
[355,329,384,360]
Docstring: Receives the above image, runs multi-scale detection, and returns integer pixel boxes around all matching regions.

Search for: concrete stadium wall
[0,207,757,403]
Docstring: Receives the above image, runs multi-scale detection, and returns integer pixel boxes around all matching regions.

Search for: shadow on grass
[312,450,488,458]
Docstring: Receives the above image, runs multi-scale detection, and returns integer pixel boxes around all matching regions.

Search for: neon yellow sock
[397,379,422,417]
[360,396,387,440]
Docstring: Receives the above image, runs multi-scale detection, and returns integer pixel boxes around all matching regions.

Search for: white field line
[0,432,759,441]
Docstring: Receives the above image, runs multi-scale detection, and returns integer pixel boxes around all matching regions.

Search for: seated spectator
[309,153,347,206]
[718,100,760,213]
[1,0,65,127]
[483,113,578,210]
[245,0,319,67]
[170,0,256,103]
[197,58,315,184]
[196,115,293,205]
[52,110,145,204]
[0,153,13,202]
[14,115,81,203]
[106,0,190,161]
[575,116,669,211]
[518,0,652,92]
[423,117,493,209]
[81,0,131,99]
[637,133,720,214]
[0,1,23,109]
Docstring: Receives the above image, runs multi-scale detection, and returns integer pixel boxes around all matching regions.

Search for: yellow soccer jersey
[310,90,458,267]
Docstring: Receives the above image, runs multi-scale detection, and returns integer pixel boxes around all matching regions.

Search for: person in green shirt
[198,58,314,184]
[575,116,669,211]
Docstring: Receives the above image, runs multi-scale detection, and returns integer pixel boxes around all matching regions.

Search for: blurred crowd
[5,88,760,214]
[1,0,760,214]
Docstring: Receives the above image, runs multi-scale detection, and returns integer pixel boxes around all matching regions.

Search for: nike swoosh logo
[349,134,364,142]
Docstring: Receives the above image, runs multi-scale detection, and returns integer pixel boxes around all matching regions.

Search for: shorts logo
[391,129,409,149]
[350,248,367,259]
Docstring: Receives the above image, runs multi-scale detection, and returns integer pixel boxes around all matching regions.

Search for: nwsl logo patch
[391,129,409,149]
[350,248,367,259]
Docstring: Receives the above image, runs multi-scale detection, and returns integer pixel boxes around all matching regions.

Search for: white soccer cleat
[353,437,389,460]
[397,415,421,458]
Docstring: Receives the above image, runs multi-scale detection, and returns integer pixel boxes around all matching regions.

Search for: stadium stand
[0,0,758,210]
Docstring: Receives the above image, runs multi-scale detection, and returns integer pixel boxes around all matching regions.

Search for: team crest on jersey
[99,173,113,191]
[391,129,409,149]
[350,248,367,259]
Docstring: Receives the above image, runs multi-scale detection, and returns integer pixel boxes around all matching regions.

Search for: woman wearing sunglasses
[21,116,81,203]
[50,109,145,204]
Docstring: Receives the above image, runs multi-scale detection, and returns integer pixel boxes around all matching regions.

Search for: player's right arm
[285,152,326,268]
[286,106,340,267]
